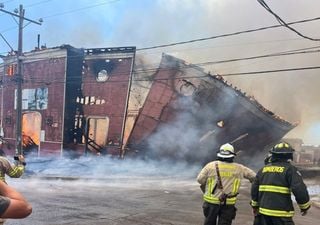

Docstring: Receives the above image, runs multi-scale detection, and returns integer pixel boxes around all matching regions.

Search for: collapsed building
[0,45,296,163]
[126,54,296,163]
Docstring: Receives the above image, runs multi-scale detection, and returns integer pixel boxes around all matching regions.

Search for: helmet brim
[217,152,235,158]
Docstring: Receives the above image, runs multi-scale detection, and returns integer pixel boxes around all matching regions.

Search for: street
[3,157,320,225]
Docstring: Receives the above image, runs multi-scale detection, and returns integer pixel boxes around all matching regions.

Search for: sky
[0,0,320,146]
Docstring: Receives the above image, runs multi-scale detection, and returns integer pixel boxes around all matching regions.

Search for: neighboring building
[0,45,136,157]
[283,138,320,165]
[282,138,303,152]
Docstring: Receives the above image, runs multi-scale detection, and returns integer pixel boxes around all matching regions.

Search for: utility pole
[0,4,42,155]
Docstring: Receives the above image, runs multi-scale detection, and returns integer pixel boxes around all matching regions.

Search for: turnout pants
[256,214,295,225]
[202,202,237,225]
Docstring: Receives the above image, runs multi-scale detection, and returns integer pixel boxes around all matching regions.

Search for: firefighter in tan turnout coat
[197,143,256,225]
[0,152,25,183]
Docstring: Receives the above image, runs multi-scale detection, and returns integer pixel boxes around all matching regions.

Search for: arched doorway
[22,112,41,156]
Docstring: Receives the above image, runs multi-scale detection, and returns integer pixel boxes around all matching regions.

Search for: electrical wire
[1,45,320,82]
[220,65,320,77]
[0,0,119,35]
[137,16,320,51]
[1,13,320,53]
[0,33,14,51]
[2,43,320,66]
[25,0,54,8]
[197,48,320,66]
[43,0,120,19]
[3,63,319,86]
[257,0,320,41]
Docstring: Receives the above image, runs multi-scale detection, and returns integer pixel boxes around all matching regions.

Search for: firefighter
[0,149,26,183]
[251,142,311,225]
[197,143,256,225]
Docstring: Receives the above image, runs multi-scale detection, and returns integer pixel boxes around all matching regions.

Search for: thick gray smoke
[142,81,241,164]
[144,97,206,161]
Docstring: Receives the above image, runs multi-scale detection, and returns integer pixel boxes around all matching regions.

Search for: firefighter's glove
[300,207,310,216]
[15,155,26,166]
[252,207,259,216]
[200,184,205,193]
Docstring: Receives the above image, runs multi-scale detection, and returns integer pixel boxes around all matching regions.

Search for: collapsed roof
[126,54,296,163]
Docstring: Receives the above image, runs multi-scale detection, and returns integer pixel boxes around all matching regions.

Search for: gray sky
[0,0,319,145]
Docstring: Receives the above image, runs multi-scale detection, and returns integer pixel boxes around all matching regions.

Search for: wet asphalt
[3,157,320,225]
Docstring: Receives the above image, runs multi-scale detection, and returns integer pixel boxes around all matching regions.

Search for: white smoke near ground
[24,155,201,180]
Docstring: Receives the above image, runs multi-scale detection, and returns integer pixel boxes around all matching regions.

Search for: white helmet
[217,143,236,158]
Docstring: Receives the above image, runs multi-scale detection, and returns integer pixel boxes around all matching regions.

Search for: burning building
[125,54,296,163]
[0,45,136,157]
[0,46,296,163]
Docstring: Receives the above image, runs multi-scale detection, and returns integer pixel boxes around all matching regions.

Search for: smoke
[225,70,320,146]
[115,0,320,146]
[144,97,204,160]
[130,53,296,167]
[3,0,319,146]
[23,155,201,183]
[142,76,241,163]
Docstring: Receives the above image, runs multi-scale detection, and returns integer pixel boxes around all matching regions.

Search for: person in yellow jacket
[197,143,256,225]
[251,142,311,225]
[0,150,26,183]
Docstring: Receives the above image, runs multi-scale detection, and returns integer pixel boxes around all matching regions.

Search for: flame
[22,113,41,146]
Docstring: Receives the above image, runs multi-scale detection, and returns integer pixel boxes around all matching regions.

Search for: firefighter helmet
[270,142,295,154]
[217,143,236,158]
[270,142,294,160]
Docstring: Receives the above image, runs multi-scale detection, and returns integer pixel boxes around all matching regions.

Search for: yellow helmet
[217,143,236,158]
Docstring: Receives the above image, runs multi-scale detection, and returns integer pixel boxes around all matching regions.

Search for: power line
[5,64,320,86]
[1,43,319,67]
[1,14,320,54]
[25,0,54,8]
[0,0,119,36]
[197,48,320,67]
[257,0,320,41]
[132,47,320,74]
[220,65,320,77]
[1,45,320,81]
[137,16,320,51]
[43,0,120,19]
[3,13,319,52]
[0,33,14,51]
